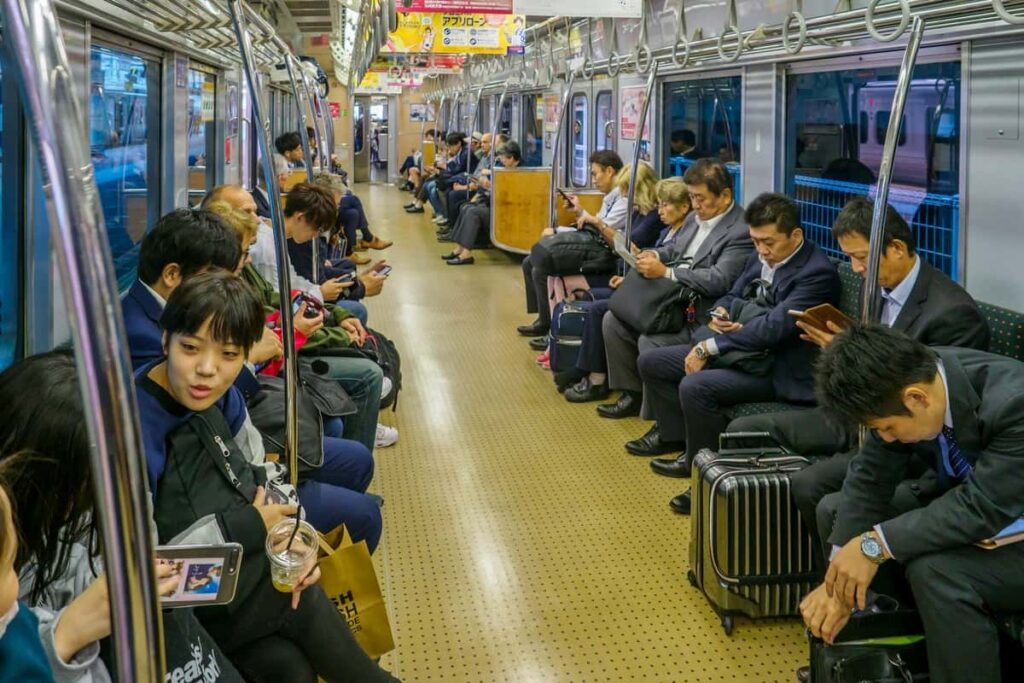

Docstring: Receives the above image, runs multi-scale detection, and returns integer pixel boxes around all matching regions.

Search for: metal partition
[2,0,164,679]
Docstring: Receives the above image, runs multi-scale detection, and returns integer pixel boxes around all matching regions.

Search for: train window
[661,76,743,199]
[521,94,543,167]
[497,97,513,138]
[568,93,589,187]
[89,43,161,291]
[786,61,961,278]
[595,91,614,152]
[187,67,217,204]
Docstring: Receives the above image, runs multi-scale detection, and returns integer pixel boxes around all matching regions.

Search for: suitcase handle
[707,466,818,586]
[718,431,792,456]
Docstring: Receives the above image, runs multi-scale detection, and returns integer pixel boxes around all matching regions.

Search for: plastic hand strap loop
[634,44,653,74]
[866,0,911,43]
[607,50,622,77]
[672,35,691,68]
[994,0,1024,24]
[717,24,743,63]
[782,11,807,55]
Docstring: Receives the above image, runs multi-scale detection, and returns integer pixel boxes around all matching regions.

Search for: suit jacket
[865,260,990,351]
[654,203,753,303]
[830,347,1024,561]
[251,188,271,219]
[711,241,841,403]
[629,209,669,250]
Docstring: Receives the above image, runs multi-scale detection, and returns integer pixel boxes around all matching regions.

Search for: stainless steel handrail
[863,15,926,324]
[1,0,164,679]
[228,0,300,488]
[468,87,483,176]
[548,71,576,227]
[489,81,511,171]
[624,62,659,250]
[285,56,319,281]
[300,68,327,174]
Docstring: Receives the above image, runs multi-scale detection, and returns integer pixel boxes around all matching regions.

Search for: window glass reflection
[187,68,216,203]
[595,91,614,153]
[569,93,588,186]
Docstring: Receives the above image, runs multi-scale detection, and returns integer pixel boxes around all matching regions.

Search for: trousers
[601,310,695,411]
[311,356,383,452]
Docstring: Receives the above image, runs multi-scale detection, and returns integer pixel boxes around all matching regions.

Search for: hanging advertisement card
[398,0,513,14]
[619,85,650,140]
[512,0,641,18]
[384,12,525,55]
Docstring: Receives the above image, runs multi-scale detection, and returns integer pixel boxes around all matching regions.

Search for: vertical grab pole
[228,0,300,488]
[863,16,925,324]
[300,68,327,173]
[625,62,659,250]
[284,54,319,282]
[1,0,164,679]
[468,86,483,176]
[490,81,511,170]
[548,70,576,227]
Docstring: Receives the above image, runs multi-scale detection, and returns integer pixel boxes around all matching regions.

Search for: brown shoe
[359,237,393,250]
[349,252,371,265]
[353,242,369,252]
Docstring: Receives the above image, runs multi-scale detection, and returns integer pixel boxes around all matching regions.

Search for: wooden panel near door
[422,140,435,169]
[491,167,553,253]
[554,190,605,227]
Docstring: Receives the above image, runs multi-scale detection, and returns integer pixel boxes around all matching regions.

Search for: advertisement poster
[370,54,465,74]
[397,0,513,13]
[384,12,525,55]
[329,102,341,120]
[410,103,433,121]
[512,0,641,18]
[619,85,650,140]
[543,93,560,133]
[358,72,422,92]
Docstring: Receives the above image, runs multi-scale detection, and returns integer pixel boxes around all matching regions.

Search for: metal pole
[490,82,511,170]
[228,0,300,489]
[625,62,660,249]
[467,86,483,176]
[284,56,319,282]
[548,71,576,227]
[1,0,163,679]
[862,16,926,324]
[299,68,327,174]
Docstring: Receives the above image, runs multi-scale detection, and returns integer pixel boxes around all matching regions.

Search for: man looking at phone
[726,198,989,569]
[517,150,626,338]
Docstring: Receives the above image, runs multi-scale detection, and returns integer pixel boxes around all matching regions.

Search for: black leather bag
[809,610,929,682]
[536,227,617,276]
[608,266,698,335]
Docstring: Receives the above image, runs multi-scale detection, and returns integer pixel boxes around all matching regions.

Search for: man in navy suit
[635,193,840,505]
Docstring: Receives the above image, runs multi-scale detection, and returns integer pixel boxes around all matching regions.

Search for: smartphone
[370,261,388,273]
[557,187,574,205]
[335,272,356,283]
[376,265,393,278]
[708,308,730,321]
[156,543,243,608]
[290,293,324,319]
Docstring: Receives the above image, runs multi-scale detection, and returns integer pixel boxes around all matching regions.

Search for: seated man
[729,197,990,562]
[801,324,1024,683]
[275,131,305,168]
[638,193,839,511]
[406,132,476,226]
[597,158,752,422]
[443,132,493,231]
[517,149,628,339]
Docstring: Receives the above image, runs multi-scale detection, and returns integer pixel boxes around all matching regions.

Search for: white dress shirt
[759,239,804,286]
[880,256,921,328]
[599,187,628,230]
[249,221,324,303]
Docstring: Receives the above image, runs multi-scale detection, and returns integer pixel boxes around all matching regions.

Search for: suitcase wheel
[721,614,734,636]
[686,570,698,588]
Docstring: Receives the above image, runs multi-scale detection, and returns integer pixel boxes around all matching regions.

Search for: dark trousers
[522,248,552,326]
[446,189,469,223]
[727,407,853,455]
[637,344,775,455]
[340,194,373,240]
[577,294,613,374]
[451,203,489,249]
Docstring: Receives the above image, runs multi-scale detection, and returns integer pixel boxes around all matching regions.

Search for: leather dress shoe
[564,377,610,403]
[441,251,458,260]
[650,453,693,478]
[625,425,685,456]
[528,336,549,351]
[795,666,810,683]
[445,256,474,266]
[437,233,454,243]
[405,205,425,214]
[517,320,549,337]
[596,391,641,419]
[669,489,692,514]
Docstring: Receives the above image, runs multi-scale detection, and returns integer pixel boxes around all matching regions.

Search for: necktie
[940,425,973,481]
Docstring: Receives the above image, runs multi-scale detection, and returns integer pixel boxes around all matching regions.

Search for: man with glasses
[597,158,752,426]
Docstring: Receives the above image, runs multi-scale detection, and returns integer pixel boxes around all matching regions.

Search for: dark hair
[497,140,522,163]
[496,133,510,144]
[832,197,917,253]
[274,132,302,155]
[160,271,265,354]
[671,129,696,147]
[0,351,98,603]
[305,126,316,143]
[815,324,938,427]
[682,157,733,196]
[137,209,242,286]
[446,132,465,147]
[745,192,801,236]
[283,183,337,233]
[588,149,624,173]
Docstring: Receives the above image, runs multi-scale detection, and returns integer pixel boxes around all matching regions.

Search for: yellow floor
[358,184,806,682]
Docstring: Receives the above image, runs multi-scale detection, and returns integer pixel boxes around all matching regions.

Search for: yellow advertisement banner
[384,12,525,55]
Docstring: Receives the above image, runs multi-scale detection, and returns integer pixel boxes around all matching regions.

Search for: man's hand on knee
[800,583,851,644]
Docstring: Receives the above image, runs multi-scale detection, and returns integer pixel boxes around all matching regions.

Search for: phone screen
[157,543,242,608]
[376,265,393,278]
[161,558,227,604]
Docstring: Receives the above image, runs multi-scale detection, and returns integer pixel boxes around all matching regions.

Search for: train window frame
[88,35,164,293]
[594,89,614,155]
[519,91,544,168]
[187,62,218,204]
[783,45,964,280]
[567,91,589,188]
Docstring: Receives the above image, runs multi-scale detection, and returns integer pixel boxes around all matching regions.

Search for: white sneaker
[380,376,394,400]
[375,424,399,448]
[433,216,447,224]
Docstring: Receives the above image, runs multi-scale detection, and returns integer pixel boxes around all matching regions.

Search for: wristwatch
[694,343,710,361]
[860,532,887,565]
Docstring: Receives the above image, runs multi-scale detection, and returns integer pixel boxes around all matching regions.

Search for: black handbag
[809,608,929,683]
[607,265,698,335]
[536,227,618,276]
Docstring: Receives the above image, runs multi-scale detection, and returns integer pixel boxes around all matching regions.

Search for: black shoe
[795,666,810,683]
[528,336,549,351]
[441,251,458,260]
[596,391,641,419]
[650,453,693,478]
[437,234,454,243]
[669,490,692,514]
[625,425,685,456]
[517,320,549,337]
[564,377,610,403]
[405,206,425,214]
[403,202,416,209]
[446,256,474,266]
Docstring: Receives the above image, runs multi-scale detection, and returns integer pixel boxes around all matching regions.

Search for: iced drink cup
[265,518,318,593]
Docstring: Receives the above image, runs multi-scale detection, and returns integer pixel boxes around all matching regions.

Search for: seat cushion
[725,401,814,419]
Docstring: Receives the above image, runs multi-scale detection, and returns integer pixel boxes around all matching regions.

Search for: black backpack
[310,328,403,410]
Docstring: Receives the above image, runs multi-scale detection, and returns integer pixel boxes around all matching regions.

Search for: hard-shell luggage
[688,432,818,634]
[548,296,593,375]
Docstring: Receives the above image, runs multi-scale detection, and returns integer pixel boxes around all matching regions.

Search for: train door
[520,91,544,167]
[352,95,371,182]
[566,77,615,188]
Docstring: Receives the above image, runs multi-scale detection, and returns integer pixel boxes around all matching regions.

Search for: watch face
[861,536,882,558]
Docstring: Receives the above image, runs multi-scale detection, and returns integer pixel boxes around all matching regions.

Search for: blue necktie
[940,425,973,481]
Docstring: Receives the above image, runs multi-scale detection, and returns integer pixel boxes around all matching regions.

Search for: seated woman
[562,177,693,402]
[134,271,398,681]
[441,141,522,266]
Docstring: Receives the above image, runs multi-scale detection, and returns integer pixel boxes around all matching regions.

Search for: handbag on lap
[535,227,617,276]
[608,265,698,335]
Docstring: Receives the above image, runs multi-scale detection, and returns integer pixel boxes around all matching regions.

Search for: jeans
[314,356,383,451]
[335,300,369,327]
[427,182,445,216]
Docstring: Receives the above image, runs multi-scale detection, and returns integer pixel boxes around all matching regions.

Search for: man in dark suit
[801,325,1024,683]
[638,193,840,490]
[598,158,753,428]
[726,198,990,556]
